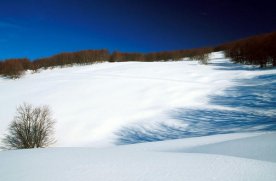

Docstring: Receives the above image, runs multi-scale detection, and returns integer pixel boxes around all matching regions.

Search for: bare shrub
[190,53,209,65]
[1,103,56,150]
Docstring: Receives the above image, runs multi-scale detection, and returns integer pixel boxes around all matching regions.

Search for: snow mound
[0,132,275,181]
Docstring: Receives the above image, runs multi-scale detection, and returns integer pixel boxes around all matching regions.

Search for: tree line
[0,31,275,78]
[0,48,212,78]
[215,31,276,68]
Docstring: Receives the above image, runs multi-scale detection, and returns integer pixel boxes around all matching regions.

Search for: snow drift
[0,132,275,181]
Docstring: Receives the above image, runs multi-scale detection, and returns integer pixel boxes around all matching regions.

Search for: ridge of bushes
[0,48,212,78]
[214,31,276,67]
[0,31,275,78]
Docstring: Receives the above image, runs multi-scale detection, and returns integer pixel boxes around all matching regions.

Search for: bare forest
[1,32,275,78]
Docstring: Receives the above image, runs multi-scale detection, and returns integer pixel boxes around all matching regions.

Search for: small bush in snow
[190,53,209,65]
[1,103,56,150]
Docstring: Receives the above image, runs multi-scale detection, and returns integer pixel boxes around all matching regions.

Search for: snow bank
[0,132,275,181]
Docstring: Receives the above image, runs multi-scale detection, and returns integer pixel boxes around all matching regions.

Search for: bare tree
[1,103,56,150]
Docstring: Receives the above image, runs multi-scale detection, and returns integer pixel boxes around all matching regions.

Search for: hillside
[1,52,275,147]
[1,51,276,180]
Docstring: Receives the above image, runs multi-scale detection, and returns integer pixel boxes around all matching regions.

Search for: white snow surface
[1,52,276,180]
[1,52,275,147]
[0,132,276,181]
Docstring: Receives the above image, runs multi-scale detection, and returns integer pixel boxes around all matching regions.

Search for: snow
[1,52,275,147]
[0,51,276,180]
[0,132,276,181]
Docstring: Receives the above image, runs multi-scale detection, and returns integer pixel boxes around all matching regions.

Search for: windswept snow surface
[0,52,275,147]
[1,52,276,180]
[0,132,276,181]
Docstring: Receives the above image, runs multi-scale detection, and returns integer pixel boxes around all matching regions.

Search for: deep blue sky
[0,0,275,60]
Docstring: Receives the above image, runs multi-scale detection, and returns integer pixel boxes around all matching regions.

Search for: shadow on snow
[116,65,276,145]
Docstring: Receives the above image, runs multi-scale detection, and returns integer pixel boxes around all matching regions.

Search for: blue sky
[0,0,275,60]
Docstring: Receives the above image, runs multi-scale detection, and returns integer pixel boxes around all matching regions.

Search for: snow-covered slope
[1,52,276,181]
[0,132,275,181]
[1,52,275,147]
